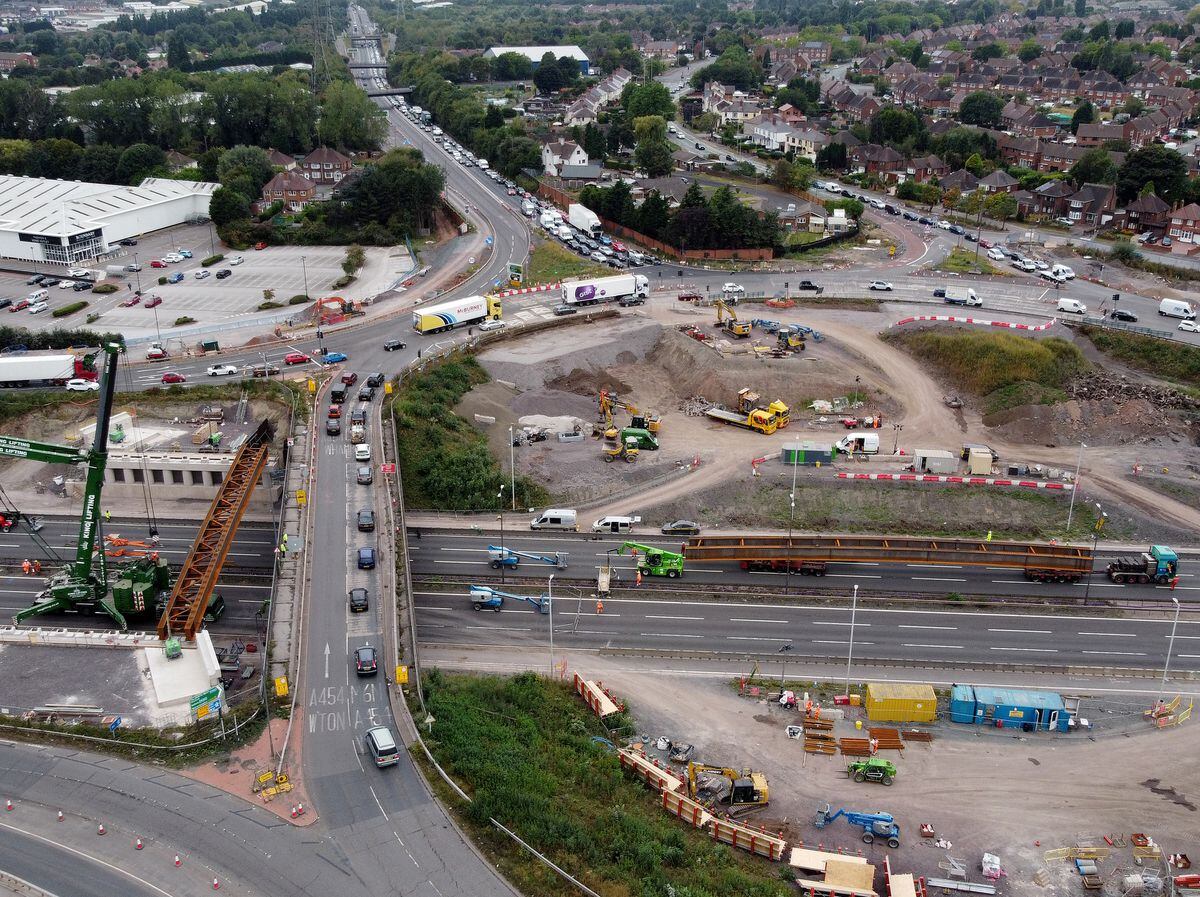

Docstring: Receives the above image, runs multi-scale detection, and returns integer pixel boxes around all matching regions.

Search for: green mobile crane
[617,541,684,578]
[7,344,171,629]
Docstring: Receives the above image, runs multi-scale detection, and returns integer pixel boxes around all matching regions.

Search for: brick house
[1016,179,1073,218]
[0,52,37,71]
[260,171,316,212]
[266,149,297,170]
[940,169,979,193]
[1120,192,1170,235]
[978,170,1019,194]
[906,154,948,184]
[1167,202,1200,244]
[300,147,353,185]
[1067,183,1116,226]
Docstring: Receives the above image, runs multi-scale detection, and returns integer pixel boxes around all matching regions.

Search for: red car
[979,239,993,249]
[254,241,268,250]
[119,295,141,308]
[611,241,626,253]
[9,299,30,313]
[328,404,342,419]
[150,260,167,269]
[144,296,162,308]
[160,372,186,384]
[284,352,309,365]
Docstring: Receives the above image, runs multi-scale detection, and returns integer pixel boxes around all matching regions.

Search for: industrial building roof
[484,44,589,62]
[0,176,217,239]
[954,685,1064,710]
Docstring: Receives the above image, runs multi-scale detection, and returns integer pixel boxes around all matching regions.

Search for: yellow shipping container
[864,683,938,723]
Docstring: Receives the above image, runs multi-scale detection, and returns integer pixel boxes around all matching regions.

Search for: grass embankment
[527,241,609,284]
[419,671,792,897]
[1079,325,1200,392]
[390,358,548,510]
[884,330,1088,414]
[934,247,1001,276]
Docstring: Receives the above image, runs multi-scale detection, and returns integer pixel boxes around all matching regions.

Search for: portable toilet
[914,449,957,474]
[967,449,993,476]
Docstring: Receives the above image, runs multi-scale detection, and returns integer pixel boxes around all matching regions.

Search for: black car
[964,232,978,243]
[357,546,376,569]
[366,372,385,387]
[902,211,918,221]
[553,304,577,316]
[932,288,946,298]
[0,299,11,310]
[358,385,375,401]
[949,224,965,236]
[40,278,59,288]
[357,508,375,532]
[119,238,138,246]
[26,274,44,285]
[354,644,378,676]
[215,269,232,279]
[349,587,369,612]
[72,281,91,292]
[383,339,406,351]
[1110,308,1139,322]
[661,519,701,536]
[326,418,342,436]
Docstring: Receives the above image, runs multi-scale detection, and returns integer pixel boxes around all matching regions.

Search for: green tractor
[617,541,684,578]
[846,758,896,786]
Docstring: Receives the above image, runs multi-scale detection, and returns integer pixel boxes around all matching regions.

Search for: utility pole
[844,584,859,700]
[1066,442,1086,532]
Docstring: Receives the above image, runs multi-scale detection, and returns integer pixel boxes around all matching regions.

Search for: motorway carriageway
[414,592,1200,671]
[406,530,1197,603]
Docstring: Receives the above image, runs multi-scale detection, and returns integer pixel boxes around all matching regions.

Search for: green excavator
[6,343,172,629]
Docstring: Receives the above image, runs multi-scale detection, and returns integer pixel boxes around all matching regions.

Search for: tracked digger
[687,761,770,816]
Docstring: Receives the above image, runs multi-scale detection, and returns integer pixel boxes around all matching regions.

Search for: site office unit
[949,685,1074,732]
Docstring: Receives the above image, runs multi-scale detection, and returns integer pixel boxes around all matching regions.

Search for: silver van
[364,726,399,767]
[27,289,48,303]
[530,508,577,531]
[591,515,640,534]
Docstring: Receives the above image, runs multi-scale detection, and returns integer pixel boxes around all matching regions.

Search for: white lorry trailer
[568,204,602,238]
[412,294,502,334]
[0,353,83,387]
[561,274,650,306]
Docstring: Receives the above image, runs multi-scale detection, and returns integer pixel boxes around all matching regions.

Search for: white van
[592,515,641,534]
[530,508,577,531]
[1051,264,1075,280]
[1159,298,1196,320]
[354,443,372,462]
[1057,297,1087,315]
[478,158,490,170]
[364,726,399,767]
[27,289,48,303]
[836,432,880,454]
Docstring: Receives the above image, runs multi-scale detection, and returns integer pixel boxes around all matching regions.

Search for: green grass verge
[885,329,1088,413]
[51,301,88,318]
[419,671,793,897]
[934,247,1000,276]
[1079,324,1200,391]
[527,241,609,284]
[390,358,548,510]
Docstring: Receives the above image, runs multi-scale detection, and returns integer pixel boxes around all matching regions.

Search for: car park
[195,270,211,280]
[868,281,893,291]
[207,364,239,376]
[284,352,310,365]
[65,378,99,392]
[215,269,232,279]
[354,645,378,676]
[357,509,375,532]
[349,587,369,612]
[160,372,186,384]
[357,546,376,570]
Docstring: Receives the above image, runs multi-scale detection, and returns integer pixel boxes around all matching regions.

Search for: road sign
[190,686,220,712]
[396,665,409,684]
[196,697,222,720]
[108,716,122,733]
[274,676,289,697]
[508,262,523,286]
[380,463,396,474]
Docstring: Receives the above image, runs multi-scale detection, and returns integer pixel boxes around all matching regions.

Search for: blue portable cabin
[949,684,1073,732]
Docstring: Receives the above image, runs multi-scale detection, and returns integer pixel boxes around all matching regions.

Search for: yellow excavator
[715,299,751,338]
[597,389,661,437]
[687,761,769,816]
[738,388,790,428]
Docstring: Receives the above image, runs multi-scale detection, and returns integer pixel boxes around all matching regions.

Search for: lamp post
[1066,442,1087,532]
[778,641,793,688]
[497,484,506,584]
[891,423,903,455]
[133,253,142,293]
[151,303,162,344]
[1156,596,1182,706]
[1084,503,1106,604]
[547,574,555,678]
[786,454,799,594]
[844,584,859,700]
[508,425,516,510]
[301,255,309,300]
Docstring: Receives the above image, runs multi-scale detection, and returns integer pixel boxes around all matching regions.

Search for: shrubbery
[91,283,119,294]
[201,254,225,267]
[52,301,88,318]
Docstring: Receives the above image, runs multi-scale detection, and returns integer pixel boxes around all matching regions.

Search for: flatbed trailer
[682,534,1093,582]
[704,407,777,435]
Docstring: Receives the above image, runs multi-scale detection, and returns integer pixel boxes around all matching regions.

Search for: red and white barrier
[495,283,559,298]
[837,472,1072,490]
[661,790,712,829]
[895,315,1057,330]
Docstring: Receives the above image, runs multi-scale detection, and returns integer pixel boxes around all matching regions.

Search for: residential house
[1015,179,1073,218]
[798,40,830,64]
[906,154,948,184]
[566,67,632,124]
[256,40,286,53]
[672,149,702,171]
[641,40,681,59]
[165,150,197,171]
[748,113,795,151]
[978,170,1019,194]
[1067,183,1116,226]
[541,139,589,176]
[999,136,1043,170]
[1074,122,1128,148]
[849,144,905,179]
[1120,192,1170,235]
[940,169,979,193]
[300,147,353,185]
[1168,202,1200,245]
[775,103,807,125]
[858,51,887,76]
[633,177,693,206]
[791,199,827,233]
[266,149,297,170]
[558,163,604,187]
[260,171,316,212]
[0,51,37,71]
[785,129,829,162]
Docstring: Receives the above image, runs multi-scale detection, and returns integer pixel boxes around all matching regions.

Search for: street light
[151,303,162,344]
[547,574,555,678]
[1066,442,1087,532]
[133,252,142,293]
[786,454,799,594]
[1084,503,1106,604]
[778,641,793,687]
[497,484,506,583]
[1156,596,1182,706]
[891,423,903,455]
[508,425,516,510]
[301,255,309,300]
[844,584,859,700]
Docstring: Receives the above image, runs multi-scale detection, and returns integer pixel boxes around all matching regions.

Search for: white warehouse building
[0,175,217,266]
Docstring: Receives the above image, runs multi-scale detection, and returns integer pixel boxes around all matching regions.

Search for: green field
[934,247,1001,276]
[527,240,609,285]
[1080,325,1200,392]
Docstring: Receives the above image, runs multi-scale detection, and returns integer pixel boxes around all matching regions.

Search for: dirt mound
[1069,369,1200,410]
[546,369,632,397]
[983,396,1192,446]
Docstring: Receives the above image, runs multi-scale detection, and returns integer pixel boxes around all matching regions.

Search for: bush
[201,254,225,267]
[342,244,366,275]
[52,301,88,318]
[91,283,119,294]
[287,295,311,305]
[257,301,284,310]
[331,274,355,289]
[173,316,196,326]
[86,313,100,324]
[1080,325,1200,390]
[158,276,167,285]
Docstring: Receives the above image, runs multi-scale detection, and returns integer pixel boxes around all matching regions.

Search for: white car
[229,256,245,266]
[1180,320,1200,333]
[65,378,99,392]
[194,269,211,279]
[27,301,48,314]
[478,319,506,332]
[722,282,745,294]
[937,220,953,230]
[206,363,239,376]
[58,279,73,289]
[868,280,893,291]
[163,253,183,263]
[68,268,90,278]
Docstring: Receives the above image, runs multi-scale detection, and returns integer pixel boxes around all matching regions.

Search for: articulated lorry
[681,534,1100,583]
[0,353,96,388]
[412,294,502,334]
[562,274,650,306]
[568,204,602,238]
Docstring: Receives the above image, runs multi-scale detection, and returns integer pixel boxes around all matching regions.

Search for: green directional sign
[508,263,523,286]
[190,686,221,712]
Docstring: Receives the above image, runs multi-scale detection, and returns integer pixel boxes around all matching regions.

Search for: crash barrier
[495,283,558,297]
[618,748,684,793]
[573,672,623,718]
[894,314,1058,330]
[711,817,788,861]
[660,789,712,829]
[837,472,1072,490]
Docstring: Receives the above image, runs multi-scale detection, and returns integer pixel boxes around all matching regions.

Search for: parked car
[229,256,245,266]
[1110,309,1138,322]
[194,269,211,280]
[354,645,378,676]
[119,238,138,246]
[65,378,99,392]
[163,253,183,263]
[58,279,73,290]
[0,299,11,310]
[661,519,701,535]
[383,339,406,351]
[868,280,893,291]
[207,364,239,376]
[148,260,166,269]
[119,295,141,308]
[73,281,92,292]
[27,301,48,314]
[144,296,162,308]
[215,269,232,279]
[69,269,91,279]
[160,372,186,384]
[9,300,30,313]
[254,241,268,250]
[356,465,374,485]
[166,272,184,284]
[40,278,59,288]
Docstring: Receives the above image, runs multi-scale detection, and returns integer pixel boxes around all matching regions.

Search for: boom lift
[715,299,751,338]
[813,804,901,848]
[468,585,549,613]
[687,761,769,815]
[616,541,684,577]
[487,545,569,569]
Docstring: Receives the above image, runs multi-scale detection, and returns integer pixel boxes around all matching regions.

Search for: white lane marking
[811,621,871,627]
[1078,631,1137,637]
[728,636,792,642]
[991,647,1058,653]
[907,564,963,569]
[464,625,530,631]
[902,643,963,649]
[1080,650,1146,656]
[730,617,790,624]
[826,574,882,579]
[899,624,957,630]
[645,614,704,620]
[640,632,704,638]
[912,577,968,582]
[370,785,389,820]
[988,628,1052,634]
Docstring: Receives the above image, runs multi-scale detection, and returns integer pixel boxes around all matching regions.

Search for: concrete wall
[68,451,282,510]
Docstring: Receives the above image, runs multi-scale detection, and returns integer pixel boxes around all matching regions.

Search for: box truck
[835,432,880,454]
[412,294,502,334]
[0,353,91,388]
[561,274,650,306]
[1159,298,1196,320]
[568,204,602,238]
[943,288,981,307]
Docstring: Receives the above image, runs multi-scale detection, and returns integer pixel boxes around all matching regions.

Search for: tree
[869,108,920,148]
[971,42,1006,61]
[1122,97,1145,118]
[533,54,565,94]
[115,143,165,184]
[77,144,121,183]
[623,82,675,119]
[492,52,532,81]
[687,46,763,91]
[217,146,274,195]
[635,139,673,177]
[959,92,1004,128]
[1018,40,1042,62]
[210,186,251,225]
[581,123,607,162]
[1117,144,1188,202]
[984,192,1017,221]
[25,139,81,180]
[318,81,386,151]
[1115,19,1135,38]
[1068,147,1117,185]
[483,105,504,129]
[167,32,187,70]
[816,142,848,171]
[633,115,667,144]
[1071,100,1095,135]
[1074,0,1086,17]
[691,112,719,133]
[964,152,991,177]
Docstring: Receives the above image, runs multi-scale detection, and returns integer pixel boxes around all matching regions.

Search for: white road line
[730,617,790,624]
[1170,635,1200,639]
[645,614,704,620]
[640,632,704,638]
[898,624,958,630]
[813,639,874,645]
[839,562,880,566]
[1078,631,1138,637]
[827,574,882,579]
[902,643,963,649]
[811,621,871,626]
[991,647,1058,653]
[991,580,1029,584]
[465,625,530,631]
[728,636,792,642]
[912,577,968,582]
[1080,651,1146,656]
[907,564,963,569]
[988,628,1052,634]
